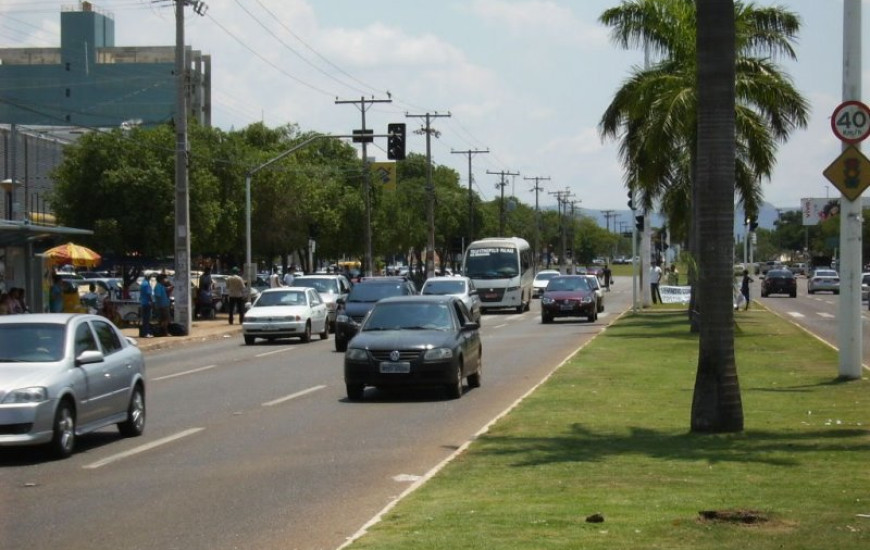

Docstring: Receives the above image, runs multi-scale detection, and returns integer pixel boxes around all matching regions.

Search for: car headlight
[346,348,368,361]
[1,387,48,404]
[582,296,593,304]
[541,296,554,305]
[424,347,453,361]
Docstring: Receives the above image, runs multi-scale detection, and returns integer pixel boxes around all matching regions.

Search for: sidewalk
[121,313,242,352]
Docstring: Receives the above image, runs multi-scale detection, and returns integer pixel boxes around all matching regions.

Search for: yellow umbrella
[44,242,102,268]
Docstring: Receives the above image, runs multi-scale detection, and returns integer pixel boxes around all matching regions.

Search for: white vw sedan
[242,287,329,345]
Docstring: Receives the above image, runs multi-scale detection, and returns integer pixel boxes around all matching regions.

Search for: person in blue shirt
[139,274,154,338]
[154,274,171,336]
[49,274,64,313]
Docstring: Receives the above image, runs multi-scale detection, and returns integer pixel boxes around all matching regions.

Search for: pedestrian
[667,264,679,286]
[153,274,171,336]
[741,269,753,311]
[9,287,27,313]
[650,263,663,304]
[139,274,154,338]
[283,267,295,287]
[197,266,214,318]
[602,264,612,292]
[82,283,101,314]
[269,267,282,288]
[226,266,247,325]
[49,274,64,313]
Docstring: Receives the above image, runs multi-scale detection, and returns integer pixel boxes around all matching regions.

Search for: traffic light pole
[336,96,393,277]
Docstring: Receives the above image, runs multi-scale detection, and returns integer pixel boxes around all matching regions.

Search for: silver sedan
[0,313,146,458]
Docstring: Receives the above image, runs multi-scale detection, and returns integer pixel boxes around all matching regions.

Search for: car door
[71,320,119,425]
[307,289,328,333]
[90,319,137,417]
[452,299,481,373]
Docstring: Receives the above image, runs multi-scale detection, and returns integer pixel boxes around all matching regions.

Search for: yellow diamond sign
[822,145,870,201]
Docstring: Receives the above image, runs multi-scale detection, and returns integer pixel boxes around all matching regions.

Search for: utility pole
[569,199,582,271]
[601,209,615,232]
[173,0,207,335]
[336,95,392,277]
[451,147,489,247]
[526,175,550,271]
[407,111,450,279]
[549,188,573,273]
[488,169,519,236]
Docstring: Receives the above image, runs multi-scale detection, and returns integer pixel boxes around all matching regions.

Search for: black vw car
[761,268,797,298]
[333,276,417,352]
[343,295,482,400]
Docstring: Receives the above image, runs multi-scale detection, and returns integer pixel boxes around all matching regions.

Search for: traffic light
[749,218,759,231]
[627,190,635,210]
[635,214,644,231]
[387,123,406,160]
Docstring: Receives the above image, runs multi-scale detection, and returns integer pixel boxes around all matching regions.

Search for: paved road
[0,279,634,550]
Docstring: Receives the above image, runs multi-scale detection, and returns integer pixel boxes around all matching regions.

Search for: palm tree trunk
[691,0,744,433]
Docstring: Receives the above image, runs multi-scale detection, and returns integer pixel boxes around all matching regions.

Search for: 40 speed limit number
[831,100,870,144]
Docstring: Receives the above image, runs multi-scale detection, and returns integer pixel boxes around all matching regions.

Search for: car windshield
[546,277,590,292]
[768,270,793,278]
[422,280,465,295]
[0,324,65,362]
[464,247,519,279]
[295,278,338,294]
[348,283,407,302]
[363,302,453,331]
[814,270,837,277]
[255,290,306,307]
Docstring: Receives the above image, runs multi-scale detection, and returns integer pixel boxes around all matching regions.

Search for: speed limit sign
[831,100,870,143]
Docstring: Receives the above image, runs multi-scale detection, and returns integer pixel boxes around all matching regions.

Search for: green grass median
[347,308,869,549]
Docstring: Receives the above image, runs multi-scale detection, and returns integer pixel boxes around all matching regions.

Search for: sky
[1,0,867,219]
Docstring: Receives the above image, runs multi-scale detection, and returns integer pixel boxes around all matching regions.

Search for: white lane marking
[255,347,297,358]
[152,365,216,381]
[817,312,836,319]
[262,384,326,407]
[787,312,805,318]
[393,474,422,483]
[492,323,508,329]
[83,427,204,469]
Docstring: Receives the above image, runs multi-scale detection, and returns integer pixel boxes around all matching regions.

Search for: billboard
[801,198,841,226]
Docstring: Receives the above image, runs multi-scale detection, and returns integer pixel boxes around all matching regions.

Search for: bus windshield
[464,247,519,279]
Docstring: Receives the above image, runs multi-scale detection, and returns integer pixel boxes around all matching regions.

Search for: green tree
[598,0,808,243]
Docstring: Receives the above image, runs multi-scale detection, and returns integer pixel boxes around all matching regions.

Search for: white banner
[659,285,692,304]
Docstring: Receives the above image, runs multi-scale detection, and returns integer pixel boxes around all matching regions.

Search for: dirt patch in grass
[698,509,769,525]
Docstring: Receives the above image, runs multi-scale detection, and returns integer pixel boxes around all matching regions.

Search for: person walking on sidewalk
[740,269,753,311]
[649,263,663,304]
[226,267,247,325]
[154,274,171,336]
[139,274,154,338]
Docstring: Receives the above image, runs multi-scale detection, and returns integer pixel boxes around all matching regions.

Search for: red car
[540,275,598,323]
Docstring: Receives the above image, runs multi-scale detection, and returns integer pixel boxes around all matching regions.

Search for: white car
[242,287,329,345]
[862,273,870,301]
[420,276,482,323]
[532,270,561,298]
[583,274,605,312]
[807,269,840,295]
[292,274,353,332]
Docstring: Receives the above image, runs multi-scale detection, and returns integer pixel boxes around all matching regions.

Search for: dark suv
[334,276,417,351]
[760,268,797,298]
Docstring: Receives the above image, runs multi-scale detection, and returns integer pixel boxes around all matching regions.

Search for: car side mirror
[462,321,480,331]
[76,349,105,365]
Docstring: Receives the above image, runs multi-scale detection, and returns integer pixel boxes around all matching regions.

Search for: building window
[65,88,70,97]
[65,62,70,71]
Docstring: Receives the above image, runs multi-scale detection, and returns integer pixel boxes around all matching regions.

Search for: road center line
[255,347,297,358]
[817,312,835,319]
[83,427,204,469]
[787,312,805,318]
[152,365,216,381]
[262,384,326,407]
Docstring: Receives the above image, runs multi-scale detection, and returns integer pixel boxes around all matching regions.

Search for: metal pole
[174,0,192,332]
[839,0,863,379]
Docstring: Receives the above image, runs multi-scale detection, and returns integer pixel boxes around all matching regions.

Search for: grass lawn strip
[347,309,869,550]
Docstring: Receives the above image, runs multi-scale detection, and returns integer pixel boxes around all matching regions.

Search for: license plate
[484,293,498,299]
[379,361,411,374]
[560,304,574,311]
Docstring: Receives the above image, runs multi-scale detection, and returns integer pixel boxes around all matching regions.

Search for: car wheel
[335,337,347,352]
[118,385,146,437]
[244,335,255,345]
[49,400,76,459]
[467,351,482,388]
[346,383,364,401]
[516,304,524,313]
[446,361,463,399]
[542,313,552,324]
[301,321,312,343]
[808,289,814,294]
[790,291,797,298]
[319,321,328,340]
[588,311,596,322]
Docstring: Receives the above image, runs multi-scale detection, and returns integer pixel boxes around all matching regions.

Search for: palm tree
[599,0,808,242]
[692,0,742,432]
